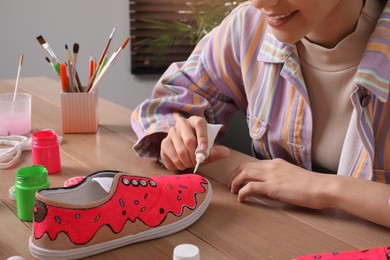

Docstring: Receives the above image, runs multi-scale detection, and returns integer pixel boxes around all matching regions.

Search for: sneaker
[29,170,212,259]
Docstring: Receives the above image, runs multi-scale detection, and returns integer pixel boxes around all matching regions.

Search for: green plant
[191,1,244,42]
[134,1,245,66]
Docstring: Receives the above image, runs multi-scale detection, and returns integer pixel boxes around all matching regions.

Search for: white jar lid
[9,185,16,201]
[173,244,200,260]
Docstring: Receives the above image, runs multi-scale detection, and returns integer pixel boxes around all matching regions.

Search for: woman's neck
[306,0,365,48]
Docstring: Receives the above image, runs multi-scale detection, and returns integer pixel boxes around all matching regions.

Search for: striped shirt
[131,1,390,182]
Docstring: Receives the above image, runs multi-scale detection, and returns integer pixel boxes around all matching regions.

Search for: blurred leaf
[135,1,245,66]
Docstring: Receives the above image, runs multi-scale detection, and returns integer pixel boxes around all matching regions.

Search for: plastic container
[32,130,61,174]
[15,165,50,221]
[60,90,99,133]
[173,244,200,260]
[0,92,32,136]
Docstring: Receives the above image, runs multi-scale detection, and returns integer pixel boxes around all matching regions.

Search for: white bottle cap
[173,244,200,260]
[7,256,26,260]
[195,151,206,162]
[9,185,16,201]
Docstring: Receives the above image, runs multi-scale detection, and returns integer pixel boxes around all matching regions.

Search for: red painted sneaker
[29,171,212,259]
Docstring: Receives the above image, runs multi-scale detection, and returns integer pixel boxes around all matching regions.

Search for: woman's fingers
[160,135,186,170]
[188,116,208,152]
[228,161,267,191]
[160,116,210,171]
[237,181,269,202]
[228,159,330,209]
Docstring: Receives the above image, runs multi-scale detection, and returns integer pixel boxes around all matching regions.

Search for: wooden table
[1,77,389,260]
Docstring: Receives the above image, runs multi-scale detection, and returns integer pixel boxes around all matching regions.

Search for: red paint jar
[32,130,61,174]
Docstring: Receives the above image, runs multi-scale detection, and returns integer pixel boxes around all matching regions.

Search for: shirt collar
[354,1,390,102]
[257,29,295,63]
[257,1,390,102]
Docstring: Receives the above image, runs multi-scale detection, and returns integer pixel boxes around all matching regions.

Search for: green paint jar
[15,165,50,221]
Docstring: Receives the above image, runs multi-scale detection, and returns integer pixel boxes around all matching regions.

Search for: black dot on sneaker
[160,208,165,214]
[140,179,147,187]
[54,215,61,224]
[94,213,100,223]
[122,210,126,216]
[122,178,130,186]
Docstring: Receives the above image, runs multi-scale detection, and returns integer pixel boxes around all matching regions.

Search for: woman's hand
[228,158,333,209]
[161,116,230,171]
[229,158,390,227]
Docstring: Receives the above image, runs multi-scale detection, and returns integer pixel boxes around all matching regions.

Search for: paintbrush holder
[60,90,99,133]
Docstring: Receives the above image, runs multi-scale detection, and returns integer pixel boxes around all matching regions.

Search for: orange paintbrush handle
[88,57,96,80]
[60,63,69,92]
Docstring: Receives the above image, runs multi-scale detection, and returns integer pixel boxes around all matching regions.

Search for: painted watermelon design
[33,173,208,245]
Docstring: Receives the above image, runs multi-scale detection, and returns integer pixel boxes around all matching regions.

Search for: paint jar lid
[173,244,200,260]
[9,185,16,201]
[15,165,49,187]
[32,129,59,146]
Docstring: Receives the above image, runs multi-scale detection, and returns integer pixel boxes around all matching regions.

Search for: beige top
[296,0,381,173]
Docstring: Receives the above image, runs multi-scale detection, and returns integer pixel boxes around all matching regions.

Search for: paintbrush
[65,44,74,65]
[89,56,96,80]
[73,43,80,69]
[85,26,117,92]
[59,63,69,92]
[72,43,83,91]
[45,57,60,76]
[64,44,75,92]
[36,35,60,64]
[13,54,24,101]
[96,27,116,69]
[89,37,129,93]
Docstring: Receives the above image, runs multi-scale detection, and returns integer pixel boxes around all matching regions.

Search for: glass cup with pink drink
[0,92,32,136]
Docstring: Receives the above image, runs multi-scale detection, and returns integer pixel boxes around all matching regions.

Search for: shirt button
[360,95,371,107]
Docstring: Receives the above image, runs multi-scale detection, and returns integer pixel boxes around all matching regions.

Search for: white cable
[0,135,32,169]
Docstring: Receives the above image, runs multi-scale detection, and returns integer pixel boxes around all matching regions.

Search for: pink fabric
[296,246,390,259]
[64,176,85,187]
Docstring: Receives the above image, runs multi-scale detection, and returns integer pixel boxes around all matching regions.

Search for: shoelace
[0,135,32,169]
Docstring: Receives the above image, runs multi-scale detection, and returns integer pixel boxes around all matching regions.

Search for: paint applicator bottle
[193,123,223,173]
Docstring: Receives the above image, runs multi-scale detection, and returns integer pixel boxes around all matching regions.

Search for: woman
[131,0,390,227]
